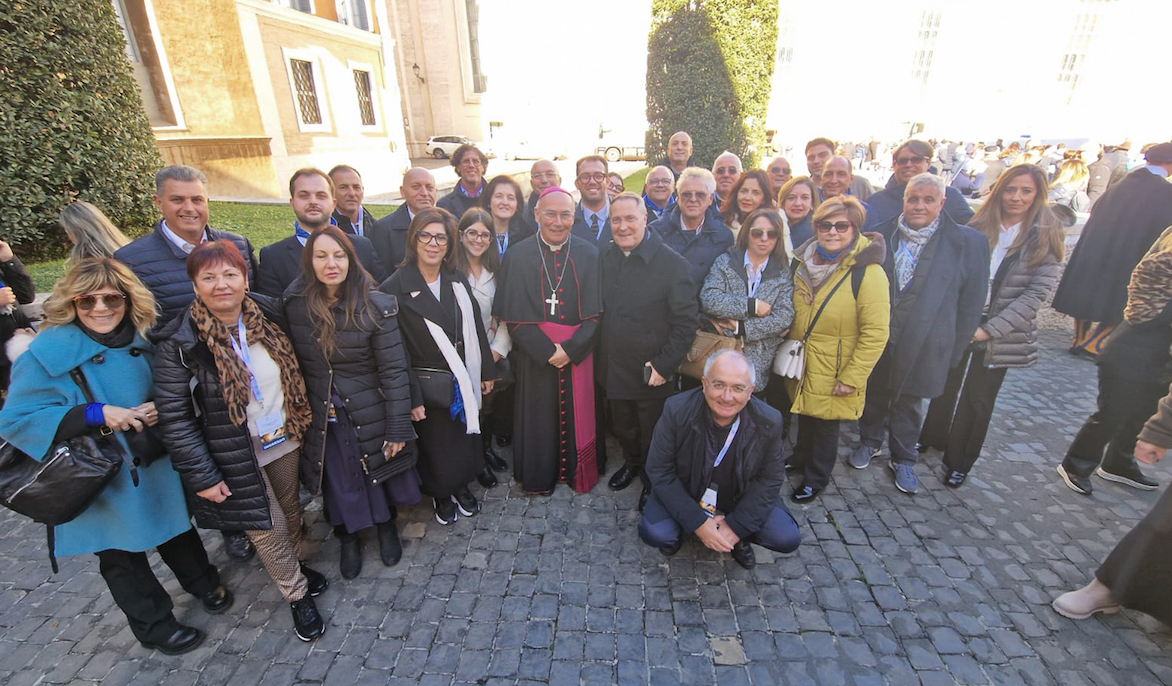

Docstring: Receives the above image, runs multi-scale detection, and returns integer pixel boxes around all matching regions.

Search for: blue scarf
[294,216,339,242]
[814,244,848,263]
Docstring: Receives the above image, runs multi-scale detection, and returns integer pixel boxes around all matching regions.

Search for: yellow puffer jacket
[785,232,890,420]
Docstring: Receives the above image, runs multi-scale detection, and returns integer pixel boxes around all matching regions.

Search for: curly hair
[43,258,157,337]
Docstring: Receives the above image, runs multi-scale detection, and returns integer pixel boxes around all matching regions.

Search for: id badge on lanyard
[698,416,740,517]
[229,317,264,404]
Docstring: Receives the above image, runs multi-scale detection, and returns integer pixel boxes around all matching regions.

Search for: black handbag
[361,440,419,485]
[413,367,454,409]
[0,434,123,527]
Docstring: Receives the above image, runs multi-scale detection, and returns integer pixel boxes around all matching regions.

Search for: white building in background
[768,0,1168,163]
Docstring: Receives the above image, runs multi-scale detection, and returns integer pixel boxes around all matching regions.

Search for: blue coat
[649,207,735,299]
[0,325,191,556]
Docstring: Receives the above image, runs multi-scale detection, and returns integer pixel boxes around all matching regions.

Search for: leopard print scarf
[1124,249,1172,326]
[190,297,312,441]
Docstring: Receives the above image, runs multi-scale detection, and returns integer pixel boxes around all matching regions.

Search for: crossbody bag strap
[68,367,139,486]
[801,269,854,344]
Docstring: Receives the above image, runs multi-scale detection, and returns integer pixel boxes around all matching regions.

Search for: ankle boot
[483,432,508,472]
[377,521,402,566]
[338,533,362,579]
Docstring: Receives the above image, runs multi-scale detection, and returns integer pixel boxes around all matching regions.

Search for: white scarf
[423,280,483,434]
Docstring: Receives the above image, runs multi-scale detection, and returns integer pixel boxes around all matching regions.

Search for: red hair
[187,240,248,281]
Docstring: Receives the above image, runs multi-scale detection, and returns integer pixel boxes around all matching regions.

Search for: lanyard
[712,416,740,468]
[497,230,509,255]
[229,317,264,403]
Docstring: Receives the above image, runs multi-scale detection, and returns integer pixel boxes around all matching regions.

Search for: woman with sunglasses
[154,240,327,642]
[786,196,890,503]
[720,169,775,241]
[1,258,230,654]
[479,175,534,258]
[380,208,495,525]
[454,208,513,487]
[699,208,793,392]
[776,176,818,257]
[283,226,419,579]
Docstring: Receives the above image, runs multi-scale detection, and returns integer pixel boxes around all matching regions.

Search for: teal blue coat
[0,324,191,557]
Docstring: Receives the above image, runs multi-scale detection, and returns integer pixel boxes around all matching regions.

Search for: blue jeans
[637,492,801,553]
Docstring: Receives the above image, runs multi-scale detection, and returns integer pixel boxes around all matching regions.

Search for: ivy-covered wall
[0,0,161,258]
[645,0,778,169]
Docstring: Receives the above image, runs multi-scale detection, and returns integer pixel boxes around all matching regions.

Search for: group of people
[4,128,1172,653]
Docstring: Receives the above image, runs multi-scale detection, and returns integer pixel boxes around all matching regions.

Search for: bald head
[668,131,693,169]
[530,159,560,193]
[702,349,755,425]
[400,167,437,214]
[819,156,854,197]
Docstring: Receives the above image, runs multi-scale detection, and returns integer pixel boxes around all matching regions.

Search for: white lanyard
[712,416,740,468]
[229,317,264,403]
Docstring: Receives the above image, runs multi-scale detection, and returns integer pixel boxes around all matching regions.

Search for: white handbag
[771,268,854,381]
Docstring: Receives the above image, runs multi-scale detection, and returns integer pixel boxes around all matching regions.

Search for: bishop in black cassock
[494,187,602,494]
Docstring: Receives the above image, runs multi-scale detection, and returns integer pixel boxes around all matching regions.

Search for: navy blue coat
[114,222,258,336]
[571,202,613,248]
[648,207,734,299]
[873,212,989,398]
[863,176,975,231]
[788,213,814,250]
[371,204,412,273]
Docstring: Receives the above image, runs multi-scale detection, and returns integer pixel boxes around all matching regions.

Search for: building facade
[112,0,415,198]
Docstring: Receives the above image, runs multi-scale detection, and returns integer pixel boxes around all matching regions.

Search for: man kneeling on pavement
[638,350,800,569]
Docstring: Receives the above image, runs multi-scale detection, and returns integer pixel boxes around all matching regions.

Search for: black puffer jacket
[153,294,292,531]
[283,280,417,494]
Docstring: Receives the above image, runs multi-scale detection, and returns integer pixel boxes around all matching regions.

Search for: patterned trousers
[245,450,309,602]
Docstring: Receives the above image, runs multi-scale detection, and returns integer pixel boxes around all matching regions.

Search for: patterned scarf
[894,213,941,291]
[1124,249,1172,325]
[190,297,312,441]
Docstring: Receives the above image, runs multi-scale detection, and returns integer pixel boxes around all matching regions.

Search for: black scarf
[75,317,136,349]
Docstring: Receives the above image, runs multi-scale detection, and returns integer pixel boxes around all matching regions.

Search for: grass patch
[25,201,399,292]
[623,167,650,193]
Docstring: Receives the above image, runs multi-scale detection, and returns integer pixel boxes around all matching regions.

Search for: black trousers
[609,397,668,488]
[919,349,1009,474]
[1061,366,1169,477]
[95,527,220,643]
[764,374,793,441]
[791,414,841,491]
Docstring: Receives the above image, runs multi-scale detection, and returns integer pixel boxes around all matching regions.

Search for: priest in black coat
[599,193,697,503]
[494,187,602,495]
[1052,145,1172,355]
[256,169,386,297]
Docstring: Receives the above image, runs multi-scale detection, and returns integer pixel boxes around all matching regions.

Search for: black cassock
[494,234,601,493]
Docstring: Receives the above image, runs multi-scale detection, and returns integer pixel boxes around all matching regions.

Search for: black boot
[377,521,402,566]
[338,532,362,579]
[477,463,498,488]
[483,433,508,472]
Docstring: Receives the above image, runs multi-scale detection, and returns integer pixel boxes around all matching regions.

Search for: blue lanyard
[497,230,509,255]
[713,417,740,468]
[229,317,264,403]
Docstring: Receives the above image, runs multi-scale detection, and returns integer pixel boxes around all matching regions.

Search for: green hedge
[645,0,777,169]
[0,0,161,260]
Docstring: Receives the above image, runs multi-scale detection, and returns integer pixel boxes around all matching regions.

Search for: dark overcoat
[598,231,697,400]
[371,204,411,273]
[648,206,734,299]
[874,212,990,398]
[1051,168,1172,324]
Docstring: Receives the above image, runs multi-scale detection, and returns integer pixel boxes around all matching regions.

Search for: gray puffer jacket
[981,241,1061,368]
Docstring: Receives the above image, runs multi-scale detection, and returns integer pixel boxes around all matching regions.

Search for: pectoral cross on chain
[545,295,559,316]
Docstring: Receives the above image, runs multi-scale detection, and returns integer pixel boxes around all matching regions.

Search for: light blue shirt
[160,220,207,254]
[1145,165,1170,178]
[582,203,609,239]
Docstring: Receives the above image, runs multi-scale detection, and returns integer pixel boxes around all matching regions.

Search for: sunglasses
[894,155,929,166]
[815,221,852,234]
[770,166,792,175]
[74,293,127,311]
[749,228,779,240]
[678,191,707,201]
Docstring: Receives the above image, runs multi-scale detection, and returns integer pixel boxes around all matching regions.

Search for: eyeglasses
[464,230,492,242]
[74,293,127,311]
[894,155,929,166]
[815,220,853,234]
[678,191,707,201]
[769,166,792,175]
[714,166,739,176]
[646,178,672,186]
[749,228,779,240]
[708,380,750,395]
[577,172,606,183]
[608,183,624,192]
[417,231,449,245]
[539,209,574,222]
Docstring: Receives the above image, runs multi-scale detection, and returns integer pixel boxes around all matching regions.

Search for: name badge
[256,411,287,450]
[699,485,718,518]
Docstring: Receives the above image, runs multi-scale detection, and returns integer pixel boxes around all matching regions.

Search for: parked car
[426,135,473,159]
[596,144,645,162]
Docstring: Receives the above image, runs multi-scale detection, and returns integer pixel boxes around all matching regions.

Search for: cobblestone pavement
[2,322,1172,686]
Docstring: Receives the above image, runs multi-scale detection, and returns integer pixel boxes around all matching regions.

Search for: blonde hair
[812,195,867,236]
[58,201,131,264]
[43,258,157,337]
[1050,159,1089,189]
